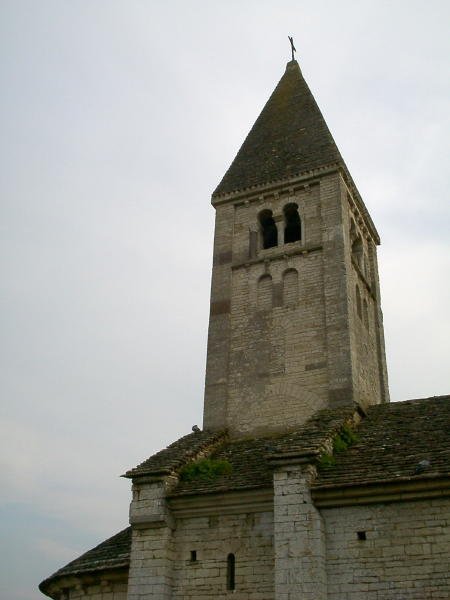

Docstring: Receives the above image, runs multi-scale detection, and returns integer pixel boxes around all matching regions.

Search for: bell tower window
[283,203,301,243]
[259,210,278,249]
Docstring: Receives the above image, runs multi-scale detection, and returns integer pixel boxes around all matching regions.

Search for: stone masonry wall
[61,581,127,600]
[342,183,388,410]
[171,510,274,599]
[323,498,450,599]
[203,204,234,431]
[127,478,176,600]
[205,171,365,436]
[274,465,327,600]
[319,174,354,409]
[226,181,329,435]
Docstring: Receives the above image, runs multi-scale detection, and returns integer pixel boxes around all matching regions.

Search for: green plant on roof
[318,453,336,468]
[319,423,359,469]
[179,458,232,482]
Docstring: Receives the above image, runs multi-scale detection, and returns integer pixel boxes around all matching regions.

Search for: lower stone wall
[46,578,128,600]
[171,511,274,599]
[323,498,450,599]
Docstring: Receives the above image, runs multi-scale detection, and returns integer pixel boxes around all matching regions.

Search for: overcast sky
[1,2,449,599]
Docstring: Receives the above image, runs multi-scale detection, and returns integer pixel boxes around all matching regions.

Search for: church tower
[203,59,389,436]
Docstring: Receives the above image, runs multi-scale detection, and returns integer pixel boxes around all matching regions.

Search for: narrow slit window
[227,553,235,590]
[283,203,301,243]
[357,531,367,541]
[190,550,197,562]
[259,210,278,249]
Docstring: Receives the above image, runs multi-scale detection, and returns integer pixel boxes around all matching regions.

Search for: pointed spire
[213,60,343,197]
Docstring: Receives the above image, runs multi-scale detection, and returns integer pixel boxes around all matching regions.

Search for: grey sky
[1,1,449,598]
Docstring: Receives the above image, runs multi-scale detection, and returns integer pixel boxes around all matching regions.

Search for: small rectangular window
[357,531,366,541]
[190,550,197,562]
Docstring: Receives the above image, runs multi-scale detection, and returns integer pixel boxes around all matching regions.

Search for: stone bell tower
[203,59,389,437]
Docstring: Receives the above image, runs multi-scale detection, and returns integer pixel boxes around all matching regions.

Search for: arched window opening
[283,203,301,244]
[259,210,278,249]
[363,298,369,329]
[257,274,273,311]
[283,269,299,306]
[226,553,235,591]
[352,236,363,270]
[356,285,362,319]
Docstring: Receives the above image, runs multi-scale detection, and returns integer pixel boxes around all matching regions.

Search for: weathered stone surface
[204,169,388,437]
[324,499,450,599]
[38,56,448,600]
[315,395,450,488]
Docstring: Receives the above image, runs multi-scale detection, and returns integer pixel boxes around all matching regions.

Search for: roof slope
[315,395,450,488]
[170,406,357,496]
[39,396,450,595]
[39,527,131,594]
[213,60,343,197]
[124,429,227,478]
[127,397,450,497]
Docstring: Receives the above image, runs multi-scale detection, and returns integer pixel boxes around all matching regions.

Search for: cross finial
[288,36,296,61]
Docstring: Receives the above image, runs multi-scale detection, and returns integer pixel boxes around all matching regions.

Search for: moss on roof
[314,395,450,488]
[39,395,450,595]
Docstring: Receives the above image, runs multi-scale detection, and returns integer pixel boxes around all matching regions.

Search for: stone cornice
[168,488,273,518]
[212,165,336,207]
[211,165,380,245]
[312,476,450,507]
[231,243,323,271]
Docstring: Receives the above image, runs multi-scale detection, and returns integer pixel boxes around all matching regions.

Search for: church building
[40,54,450,600]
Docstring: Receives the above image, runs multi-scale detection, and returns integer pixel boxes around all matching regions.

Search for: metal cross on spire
[288,36,296,61]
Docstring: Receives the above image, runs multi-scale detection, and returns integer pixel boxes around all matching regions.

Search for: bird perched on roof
[192,425,201,433]
[414,459,430,474]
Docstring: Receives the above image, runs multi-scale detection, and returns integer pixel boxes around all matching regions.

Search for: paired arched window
[259,210,278,249]
[257,204,302,251]
[283,203,301,243]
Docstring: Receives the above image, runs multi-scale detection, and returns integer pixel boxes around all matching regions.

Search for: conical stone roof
[213,60,343,197]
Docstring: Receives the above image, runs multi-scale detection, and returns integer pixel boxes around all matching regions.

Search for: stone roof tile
[213,60,343,197]
[314,396,450,488]
[170,436,273,497]
[39,396,450,595]
[123,429,227,478]
[39,527,131,595]
[170,406,356,497]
